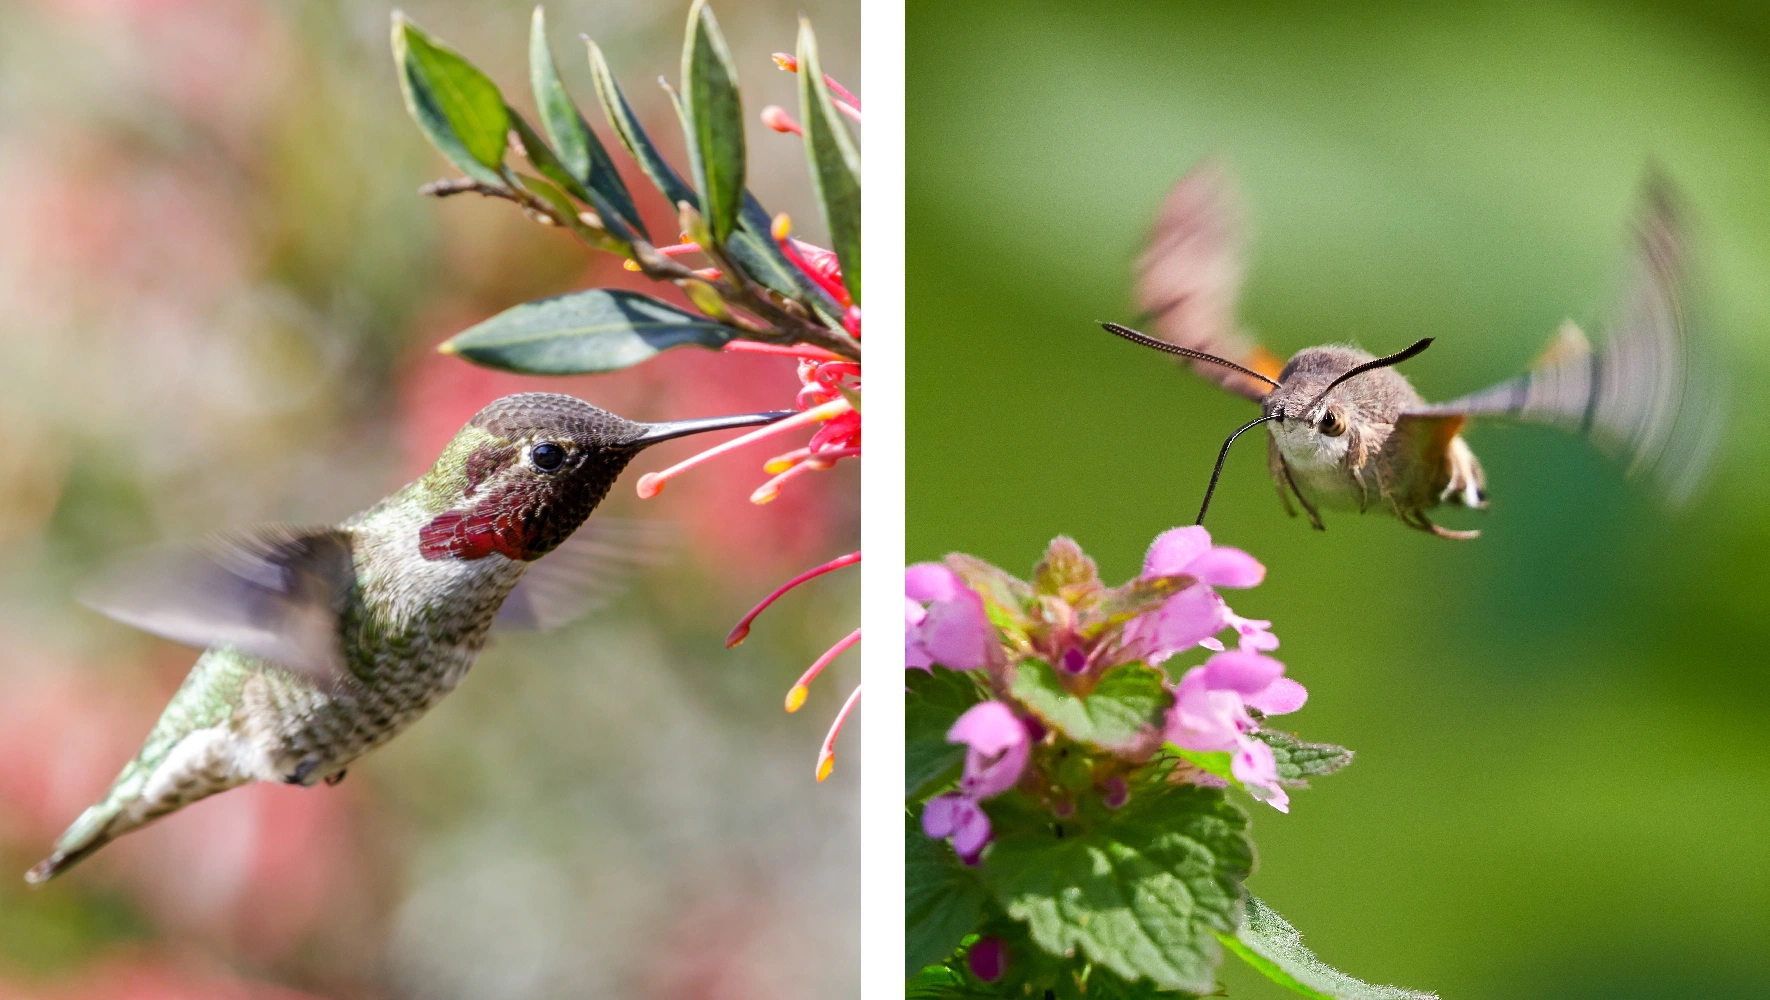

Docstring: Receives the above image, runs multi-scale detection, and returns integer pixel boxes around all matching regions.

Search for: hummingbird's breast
[245,502,530,781]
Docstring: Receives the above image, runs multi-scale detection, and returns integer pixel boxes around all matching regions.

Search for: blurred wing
[1136,159,1286,400]
[1403,177,1726,506]
[496,518,675,631]
[79,526,356,685]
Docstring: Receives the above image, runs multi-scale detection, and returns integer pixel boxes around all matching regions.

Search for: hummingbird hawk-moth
[1104,162,1724,539]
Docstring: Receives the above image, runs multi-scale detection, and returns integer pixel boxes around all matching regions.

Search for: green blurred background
[908,2,1768,997]
[0,0,857,997]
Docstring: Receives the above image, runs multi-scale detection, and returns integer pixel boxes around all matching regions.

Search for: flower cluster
[631,56,864,783]
[908,526,1311,862]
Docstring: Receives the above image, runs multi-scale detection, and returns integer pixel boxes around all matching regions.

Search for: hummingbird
[1102,162,1724,538]
[26,393,792,885]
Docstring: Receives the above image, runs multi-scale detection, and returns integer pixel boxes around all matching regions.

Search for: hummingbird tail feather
[24,725,257,886]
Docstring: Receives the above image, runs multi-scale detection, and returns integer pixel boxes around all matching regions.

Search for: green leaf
[906,667,983,798]
[587,37,698,209]
[906,964,999,1000]
[1219,897,1438,1000]
[1173,747,1235,784]
[983,784,1252,994]
[907,818,991,977]
[1011,660,1172,749]
[441,289,735,374]
[795,20,861,303]
[680,0,745,245]
[391,12,510,186]
[1251,730,1355,786]
[507,112,634,252]
[587,38,843,325]
[528,7,646,238]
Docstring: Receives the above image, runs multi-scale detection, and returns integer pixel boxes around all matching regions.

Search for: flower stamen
[786,627,860,713]
[815,683,862,782]
[728,551,860,647]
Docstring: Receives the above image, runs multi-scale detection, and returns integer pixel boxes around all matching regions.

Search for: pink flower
[921,793,990,863]
[949,701,1030,799]
[1122,526,1277,665]
[905,564,994,670]
[1232,738,1290,813]
[967,936,1008,982]
[1166,650,1307,813]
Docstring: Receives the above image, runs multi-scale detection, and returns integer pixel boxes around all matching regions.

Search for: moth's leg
[1266,439,1299,519]
[1411,508,1480,540]
[1276,453,1325,531]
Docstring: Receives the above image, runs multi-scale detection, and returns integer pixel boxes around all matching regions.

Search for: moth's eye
[1317,411,1346,437]
[530,442,566,471]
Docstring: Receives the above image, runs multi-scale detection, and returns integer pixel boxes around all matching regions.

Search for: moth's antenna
[1100,321,1281,391]
[1300,337,1434,416]
[1197,413,1284,526]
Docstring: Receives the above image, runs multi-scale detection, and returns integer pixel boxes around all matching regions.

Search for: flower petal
[920,793,965,838]
[948,701,1024,755]
[1232,737,1291,813]
[1245,677,1307,716]
[905,562,962,602]
[1185,547,1266,588]
[904,595,928,629]
[1167,667,1247,752]
[1128,585,1225,664]
[950,804,992,860]
[916,591,994,669]
[1142,526,1213,577]
[1202,651,1286,695]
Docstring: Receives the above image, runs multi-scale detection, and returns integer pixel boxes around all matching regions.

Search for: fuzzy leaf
[983,784,1252,994]
[392,13,509,186]
[907,819,990,977]
[906,667,983,798]
[795,20,861,303]
[906,964,998,1000]
[1011,660,1172,749]
[441,289,734,374]
[1033,537,1100,597]
[1251,730,1355,786]
[681,0,745,244]
[944,555,1033,638]
[528,7,646,237]
[1219,897,1438,1000]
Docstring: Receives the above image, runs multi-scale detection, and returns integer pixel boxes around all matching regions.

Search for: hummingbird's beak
[632,410,798,448]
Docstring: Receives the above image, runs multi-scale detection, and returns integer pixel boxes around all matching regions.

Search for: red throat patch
[419,507,531,561]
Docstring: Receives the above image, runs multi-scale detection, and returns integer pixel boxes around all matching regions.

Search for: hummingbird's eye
[530,442,566,471]
[1317,410,1346,437]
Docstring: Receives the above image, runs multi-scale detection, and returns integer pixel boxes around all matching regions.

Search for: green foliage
[906,666,984,798]
[983,785,1252,994]
[392,13,510,187]
[393,5,860,374]
[681,0,746,245]
[440,289,735,374]
[1010,659,1172,749]
[795,20,861,303]
[1219,897,1437,999]
[907,817,991,977]
[528,7,645,238]
[1251,729,1354,785]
